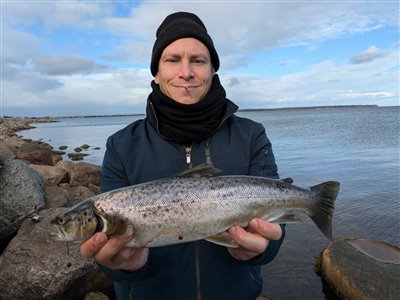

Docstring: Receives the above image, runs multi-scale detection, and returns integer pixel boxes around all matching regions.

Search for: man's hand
[80,232,149,272]
[227,218,282,261]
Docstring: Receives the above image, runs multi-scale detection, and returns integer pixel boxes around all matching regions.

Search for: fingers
[227,219,282,261]
[93,235,133,264]
[228,225,268,254]
[80,232,108,258]
[248,218,282,241]
[80,233,149,272]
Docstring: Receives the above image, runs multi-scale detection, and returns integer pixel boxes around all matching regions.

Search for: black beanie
[150,12,220,76]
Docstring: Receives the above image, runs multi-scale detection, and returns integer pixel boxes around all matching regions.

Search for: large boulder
[0,140,16,165]
[69,162,100,187]
[0,159,44,240]
[44,185,71,208]
[29,164,69,185]
[0,208,113,299]
[315,237,400,300]
[16,148,55,165]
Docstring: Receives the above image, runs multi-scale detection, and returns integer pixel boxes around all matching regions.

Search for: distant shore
[1,104,385,119]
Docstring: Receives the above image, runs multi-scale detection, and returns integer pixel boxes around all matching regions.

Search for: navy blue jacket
[99,100,285,300]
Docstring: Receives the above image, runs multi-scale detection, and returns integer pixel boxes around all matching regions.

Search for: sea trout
[51,164,340,248]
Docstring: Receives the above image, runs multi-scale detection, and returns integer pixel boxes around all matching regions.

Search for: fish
[50,164,340,248]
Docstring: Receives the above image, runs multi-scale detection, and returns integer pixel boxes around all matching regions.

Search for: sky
[1,0,399,117]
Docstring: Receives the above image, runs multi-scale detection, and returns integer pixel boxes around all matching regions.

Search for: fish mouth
[94,212,104,233]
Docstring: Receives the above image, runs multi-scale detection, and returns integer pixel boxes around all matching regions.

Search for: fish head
[50,203,98,242]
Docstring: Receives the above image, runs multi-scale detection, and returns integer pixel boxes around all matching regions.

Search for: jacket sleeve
[246,124,285,265]
[100,135,130,193]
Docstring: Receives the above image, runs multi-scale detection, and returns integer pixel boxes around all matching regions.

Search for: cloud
[1,1,399,116]
[350,45,389,64]
[221,46,399,108]
[33,55,109,75]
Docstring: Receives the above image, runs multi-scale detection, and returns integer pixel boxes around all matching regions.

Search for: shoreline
[2,104,387,119]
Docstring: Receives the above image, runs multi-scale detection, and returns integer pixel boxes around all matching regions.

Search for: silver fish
[51,164,340,248]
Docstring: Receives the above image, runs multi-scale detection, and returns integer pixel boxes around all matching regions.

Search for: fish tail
[309,181,340,240]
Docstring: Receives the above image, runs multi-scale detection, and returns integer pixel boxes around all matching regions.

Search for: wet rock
[93,147,101,150]
[59,145,68,150]
[74,147,83,153]
[68,152,89,161]
[0,159,44,240]
[315,237,400,300]
[0,208,113,299]
[17,148,55,165]
[19,141,42,152]
[0,140,16,164]
[44,185,71,208]
[29,164,68,185]
[52,149,66,155]
[69,162,100,187]
[81,144,90,150]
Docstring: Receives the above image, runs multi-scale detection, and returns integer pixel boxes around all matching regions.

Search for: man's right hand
[80,232,149,272]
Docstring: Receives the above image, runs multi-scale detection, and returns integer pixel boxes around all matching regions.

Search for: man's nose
[179,60,193,79]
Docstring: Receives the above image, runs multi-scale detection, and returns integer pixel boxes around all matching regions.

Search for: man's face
[155,38,215,105]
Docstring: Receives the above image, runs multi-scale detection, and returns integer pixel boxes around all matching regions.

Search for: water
[20,106,400,299]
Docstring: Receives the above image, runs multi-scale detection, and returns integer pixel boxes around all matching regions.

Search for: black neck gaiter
[147,75,227,146]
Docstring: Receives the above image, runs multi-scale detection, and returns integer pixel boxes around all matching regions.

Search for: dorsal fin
[178,163,222,177]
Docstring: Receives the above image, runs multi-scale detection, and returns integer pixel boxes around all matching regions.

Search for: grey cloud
[229,77,240,87]
[33,55,109,75]
[350,45,388,64]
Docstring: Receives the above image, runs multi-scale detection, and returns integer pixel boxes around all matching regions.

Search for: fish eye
[58,218,64,224]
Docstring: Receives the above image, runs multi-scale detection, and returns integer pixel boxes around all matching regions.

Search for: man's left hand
[227,218,282,261]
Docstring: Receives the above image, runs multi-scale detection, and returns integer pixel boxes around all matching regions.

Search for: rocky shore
[0,117,111,299]
[1,117,399,300]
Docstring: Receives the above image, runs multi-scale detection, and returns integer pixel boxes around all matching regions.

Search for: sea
[19,105,400,299]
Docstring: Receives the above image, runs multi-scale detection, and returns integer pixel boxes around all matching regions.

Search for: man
[81,12,285,300]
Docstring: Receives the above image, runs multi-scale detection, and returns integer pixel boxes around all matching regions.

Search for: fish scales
[51,168,339,248]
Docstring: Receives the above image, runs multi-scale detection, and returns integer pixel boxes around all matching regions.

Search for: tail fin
[309,181,340,240]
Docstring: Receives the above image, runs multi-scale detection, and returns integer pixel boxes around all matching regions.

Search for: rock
[68,152,89,161]
[74,147,83,153]
[88,183,100,195]
[2,135,25,148]
[0,159,44,240]
[61,185,95,205]
[69,162,100,187]
[44,185,71,208]
[81,144,90,150]
[57,160,74,174]
[0,140,16,164]
[17,148,55,165]
[93,147,101,150]
[52,150,66,155]
[28,164,68,185]
[315,237,400,300]
[0,208,113,299]
[59,145,68,150]
[84,292,110,300]
[19,141,42,152]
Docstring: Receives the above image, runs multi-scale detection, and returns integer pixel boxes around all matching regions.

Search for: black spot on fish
[143,213,147,218]
[165,208,169,212]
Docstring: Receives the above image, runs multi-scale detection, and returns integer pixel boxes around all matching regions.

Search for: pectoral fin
[266,211,303,224]
[205,232,239,248]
